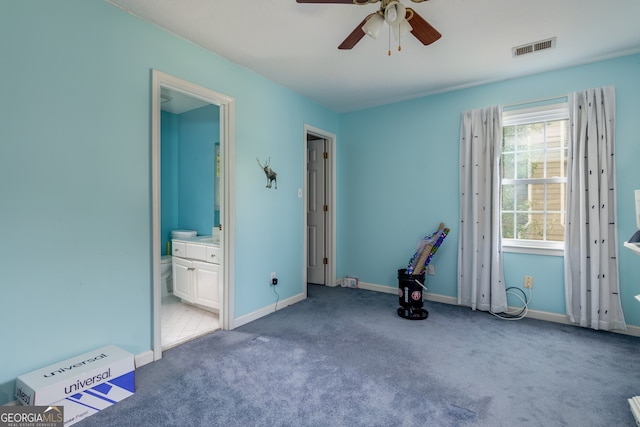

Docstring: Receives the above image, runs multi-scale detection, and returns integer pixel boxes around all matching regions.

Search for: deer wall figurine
[257,157,277,189]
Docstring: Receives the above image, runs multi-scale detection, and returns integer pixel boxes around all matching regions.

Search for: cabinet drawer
[206,246,221,264]
[185,243,207,261]
[172,241,186,257]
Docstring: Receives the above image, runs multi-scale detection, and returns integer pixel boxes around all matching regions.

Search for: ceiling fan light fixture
[304,0,441,51]
[362,13,384,39]
[392,18,412,40]
[384,1,406,26]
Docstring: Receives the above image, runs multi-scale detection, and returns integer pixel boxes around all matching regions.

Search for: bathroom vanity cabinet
[172,238,221,311]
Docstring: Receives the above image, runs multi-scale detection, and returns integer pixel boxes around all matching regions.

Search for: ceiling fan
[296,0,441,51]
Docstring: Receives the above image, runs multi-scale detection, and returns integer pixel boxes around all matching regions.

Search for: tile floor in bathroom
[161,295,221,350]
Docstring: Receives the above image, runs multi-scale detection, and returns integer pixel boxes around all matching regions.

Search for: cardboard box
[56,370,135,426]
[16,345,135,426]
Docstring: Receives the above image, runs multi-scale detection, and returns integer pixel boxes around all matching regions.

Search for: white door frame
[303,124,336,293]
[151,70,235,361]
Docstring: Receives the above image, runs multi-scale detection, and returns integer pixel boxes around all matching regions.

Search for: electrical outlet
[271,272,277,285]
[427,264,435,275]
[524,276,533,288]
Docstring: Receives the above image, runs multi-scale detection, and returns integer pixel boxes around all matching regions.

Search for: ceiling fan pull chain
[388,24,391,56]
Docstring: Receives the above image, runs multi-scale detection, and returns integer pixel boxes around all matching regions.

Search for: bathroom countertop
[172,235,220,247]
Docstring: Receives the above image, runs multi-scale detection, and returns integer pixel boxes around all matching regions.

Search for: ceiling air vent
[512,37,556,57]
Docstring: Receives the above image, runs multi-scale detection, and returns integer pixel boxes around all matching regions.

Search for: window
[501,102,569,255]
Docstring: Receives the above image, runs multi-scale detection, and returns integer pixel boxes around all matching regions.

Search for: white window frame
[501,102,569,256]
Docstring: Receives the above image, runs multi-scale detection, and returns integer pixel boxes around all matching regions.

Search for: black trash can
[397,269,428,320]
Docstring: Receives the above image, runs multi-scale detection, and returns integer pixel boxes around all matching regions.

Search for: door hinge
[323,257,328,265]
[323,151,328,159]
[323,204,328,212]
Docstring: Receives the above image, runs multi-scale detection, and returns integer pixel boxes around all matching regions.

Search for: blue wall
[338,54,640,327]
[177,105,219,237]
[161,111,179,255]
[0,0,339,405]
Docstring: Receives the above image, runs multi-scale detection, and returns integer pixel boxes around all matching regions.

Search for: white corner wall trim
[233,292,307,329]
[135,350,155,368]
[358,281,640,337]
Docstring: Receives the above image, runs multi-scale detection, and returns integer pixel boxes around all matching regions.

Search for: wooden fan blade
[338,15,371,49]
[406,8,441,46]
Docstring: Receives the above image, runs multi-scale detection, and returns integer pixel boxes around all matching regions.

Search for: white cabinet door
[172,243,220,310]
[193,261,219,310]
[173,256,194,303]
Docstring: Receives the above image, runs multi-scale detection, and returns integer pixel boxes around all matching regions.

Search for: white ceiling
[161,87,212,114]
[107,0,640,113]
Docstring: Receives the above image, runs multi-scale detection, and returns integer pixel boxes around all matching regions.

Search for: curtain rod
[503,94,568,110]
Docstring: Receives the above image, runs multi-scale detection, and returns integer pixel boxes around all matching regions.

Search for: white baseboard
[233,292,307,329]
[358,281,458,305]
[511,307,640,337]
[520,308,640,337]
[357,281,396,295]
[357,281,640,337]
[135,350,154,368]
[625,324,640,338]
[425,293,459,305]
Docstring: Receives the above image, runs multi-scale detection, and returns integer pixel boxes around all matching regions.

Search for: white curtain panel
[565,86,626,331]
[458,106,507,313]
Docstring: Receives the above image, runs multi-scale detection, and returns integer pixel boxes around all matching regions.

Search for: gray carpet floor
[77,285,640,426]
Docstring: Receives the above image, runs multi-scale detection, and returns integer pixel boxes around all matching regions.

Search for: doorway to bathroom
[151,70,235,360]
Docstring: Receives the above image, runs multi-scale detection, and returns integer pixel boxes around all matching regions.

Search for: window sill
[502,242,564,257]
